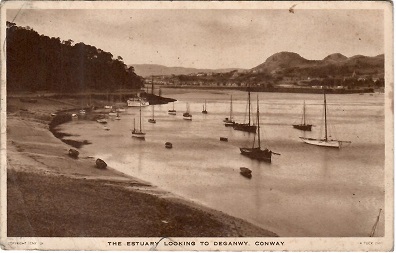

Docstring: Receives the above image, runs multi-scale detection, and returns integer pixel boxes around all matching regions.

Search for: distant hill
[252,52,317,73]
[251,51,384,77]
[323,53,348,63]
[130,64,245,77]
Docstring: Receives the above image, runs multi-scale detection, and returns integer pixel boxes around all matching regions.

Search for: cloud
[6,9,384,69]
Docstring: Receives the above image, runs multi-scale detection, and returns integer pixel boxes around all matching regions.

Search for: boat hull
[132,131,146,139]
[183,113,192,120]
[96,158,107,169]
[168,110,176,115]
[240,167,252,179]
[293,124,312,131]
[96,119,107,124]
[68,149,79,159]
[240,147,272,162]
[127,99,149,107]
[224,119,235,127]
[233,123,257,133]
[299,137,340,148]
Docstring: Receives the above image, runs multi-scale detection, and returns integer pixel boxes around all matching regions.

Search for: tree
[6,23,143,92]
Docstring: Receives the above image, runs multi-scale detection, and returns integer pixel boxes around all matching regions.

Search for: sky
[7,8,384,69]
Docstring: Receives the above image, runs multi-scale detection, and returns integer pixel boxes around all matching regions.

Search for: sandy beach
[6,95,277,237]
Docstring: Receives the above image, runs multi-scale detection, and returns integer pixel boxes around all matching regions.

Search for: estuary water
[59,89,385,237]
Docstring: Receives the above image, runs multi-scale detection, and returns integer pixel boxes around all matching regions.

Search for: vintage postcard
[0,1,393,251]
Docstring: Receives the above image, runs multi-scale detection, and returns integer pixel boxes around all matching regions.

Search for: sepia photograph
[0,1,393,251]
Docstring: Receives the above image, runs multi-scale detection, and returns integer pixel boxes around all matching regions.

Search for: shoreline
[6,96,278,237]
[161,85,376,94]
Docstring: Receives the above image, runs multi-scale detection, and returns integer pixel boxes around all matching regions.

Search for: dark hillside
[6,22,143,92]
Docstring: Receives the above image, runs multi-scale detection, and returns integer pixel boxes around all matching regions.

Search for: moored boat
[96,158,107,169]
[165,142,173,149]
[132,103,146,139]
[96,118,107,124]
[183,103,192,120]
[202,100,208,114]
[233,123,257,133]
[224,95,235,127]
[109,110,117,116]
[168,102,177,115]
[240,95,280,163]
[183,112,192,120]
[68,149,79,159]
[127,97,149,107]
[116,108,126,112]
[298,137,340,148]
[220,137,228,142]
[293,100,312,131]
[240,167,252,179]
[148,105,156,123]
[299,91,351,148]
[233,90,256,133]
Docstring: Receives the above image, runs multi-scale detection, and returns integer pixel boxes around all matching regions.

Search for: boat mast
[230,95,233,120]
[139,102,142,132]
[257,95,261,149]
[303,100,306,125]
[248,90,251,125]
[324,92,327,141]
[151,76,154,95]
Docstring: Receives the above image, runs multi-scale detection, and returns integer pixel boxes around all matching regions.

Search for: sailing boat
[240,95,280,163]
[224,95,235,127]
[115,112,121,120]
[79,93,86,115]
[233,90,257,133]
[131,103,146,139]
[293,100,312,131]
[168,102,176,115]
[148,105,156,123]
[202,100,208,114]
[299,92,350,148]
[183,103,192,120]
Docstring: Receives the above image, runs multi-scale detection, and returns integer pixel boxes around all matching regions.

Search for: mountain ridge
[130,64,245,77]
[251,51,384,75]
[131,52,384,77]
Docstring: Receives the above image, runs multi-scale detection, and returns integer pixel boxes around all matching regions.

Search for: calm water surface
[60,90,385,237]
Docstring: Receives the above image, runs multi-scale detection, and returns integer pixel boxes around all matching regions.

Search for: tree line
[6,22,143,92]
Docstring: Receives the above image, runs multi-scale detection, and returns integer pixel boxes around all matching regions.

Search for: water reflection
[60,91,385,237]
